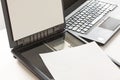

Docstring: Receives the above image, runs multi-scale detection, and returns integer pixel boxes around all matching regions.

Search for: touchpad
[99,17,120,31]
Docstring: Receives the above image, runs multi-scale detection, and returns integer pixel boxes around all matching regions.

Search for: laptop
[63,0,120,44]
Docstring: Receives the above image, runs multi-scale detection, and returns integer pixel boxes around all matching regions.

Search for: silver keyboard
[66,0,117,34]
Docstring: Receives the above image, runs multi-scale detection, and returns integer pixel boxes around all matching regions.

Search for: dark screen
[63,0,79,10]
[63,0,87,10]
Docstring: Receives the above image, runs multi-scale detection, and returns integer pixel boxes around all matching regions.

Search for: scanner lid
[1,0,65,48]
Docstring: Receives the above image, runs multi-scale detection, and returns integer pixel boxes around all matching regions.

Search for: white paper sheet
[40,42,120,80]
[7,0,64,40]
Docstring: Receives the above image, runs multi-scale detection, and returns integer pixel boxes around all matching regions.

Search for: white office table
[0,0,120,80]
[0,30,39,79]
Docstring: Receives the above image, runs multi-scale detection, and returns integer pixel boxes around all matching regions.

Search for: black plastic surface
[12,33,65,80]
[21,45,54,80]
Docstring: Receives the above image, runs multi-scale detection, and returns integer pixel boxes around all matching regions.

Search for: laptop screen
[6,0,64,41]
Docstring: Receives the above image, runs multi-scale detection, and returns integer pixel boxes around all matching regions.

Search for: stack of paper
[40,42,120,80]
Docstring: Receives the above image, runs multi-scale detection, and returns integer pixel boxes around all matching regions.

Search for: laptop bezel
[1,0,65,48]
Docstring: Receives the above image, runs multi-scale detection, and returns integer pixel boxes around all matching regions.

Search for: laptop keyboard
[66,0,117,34]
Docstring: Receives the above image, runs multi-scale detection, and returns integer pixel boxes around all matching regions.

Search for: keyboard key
[80,27,84,30]
[77,20,81,23]
[80,31,86,34]
[80,12,84,15]
[84,23,89,26]
[78,18,82,21]
[83,28,89,32]
[68,21,72,24]
[77,29,81,32]
[76,25,81,27]
[88,24,93,27]
[66,23,69,26]
[81,16,85,19]
[82,25,86,28]
[81,20,85,23]
[86,26,91,29]
[83,10,87,13]
[88,15,92,18]
[74,18,78,21]
[67,26,73,30]
[78,14,82,17]
[83,14,87,17]
[74,22,78,25]
[72,27,78,31]
[76,16,80,19]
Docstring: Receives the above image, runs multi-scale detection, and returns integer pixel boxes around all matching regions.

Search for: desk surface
[0,0,120,80]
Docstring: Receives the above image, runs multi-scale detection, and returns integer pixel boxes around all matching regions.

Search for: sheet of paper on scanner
[40,42,120,80]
